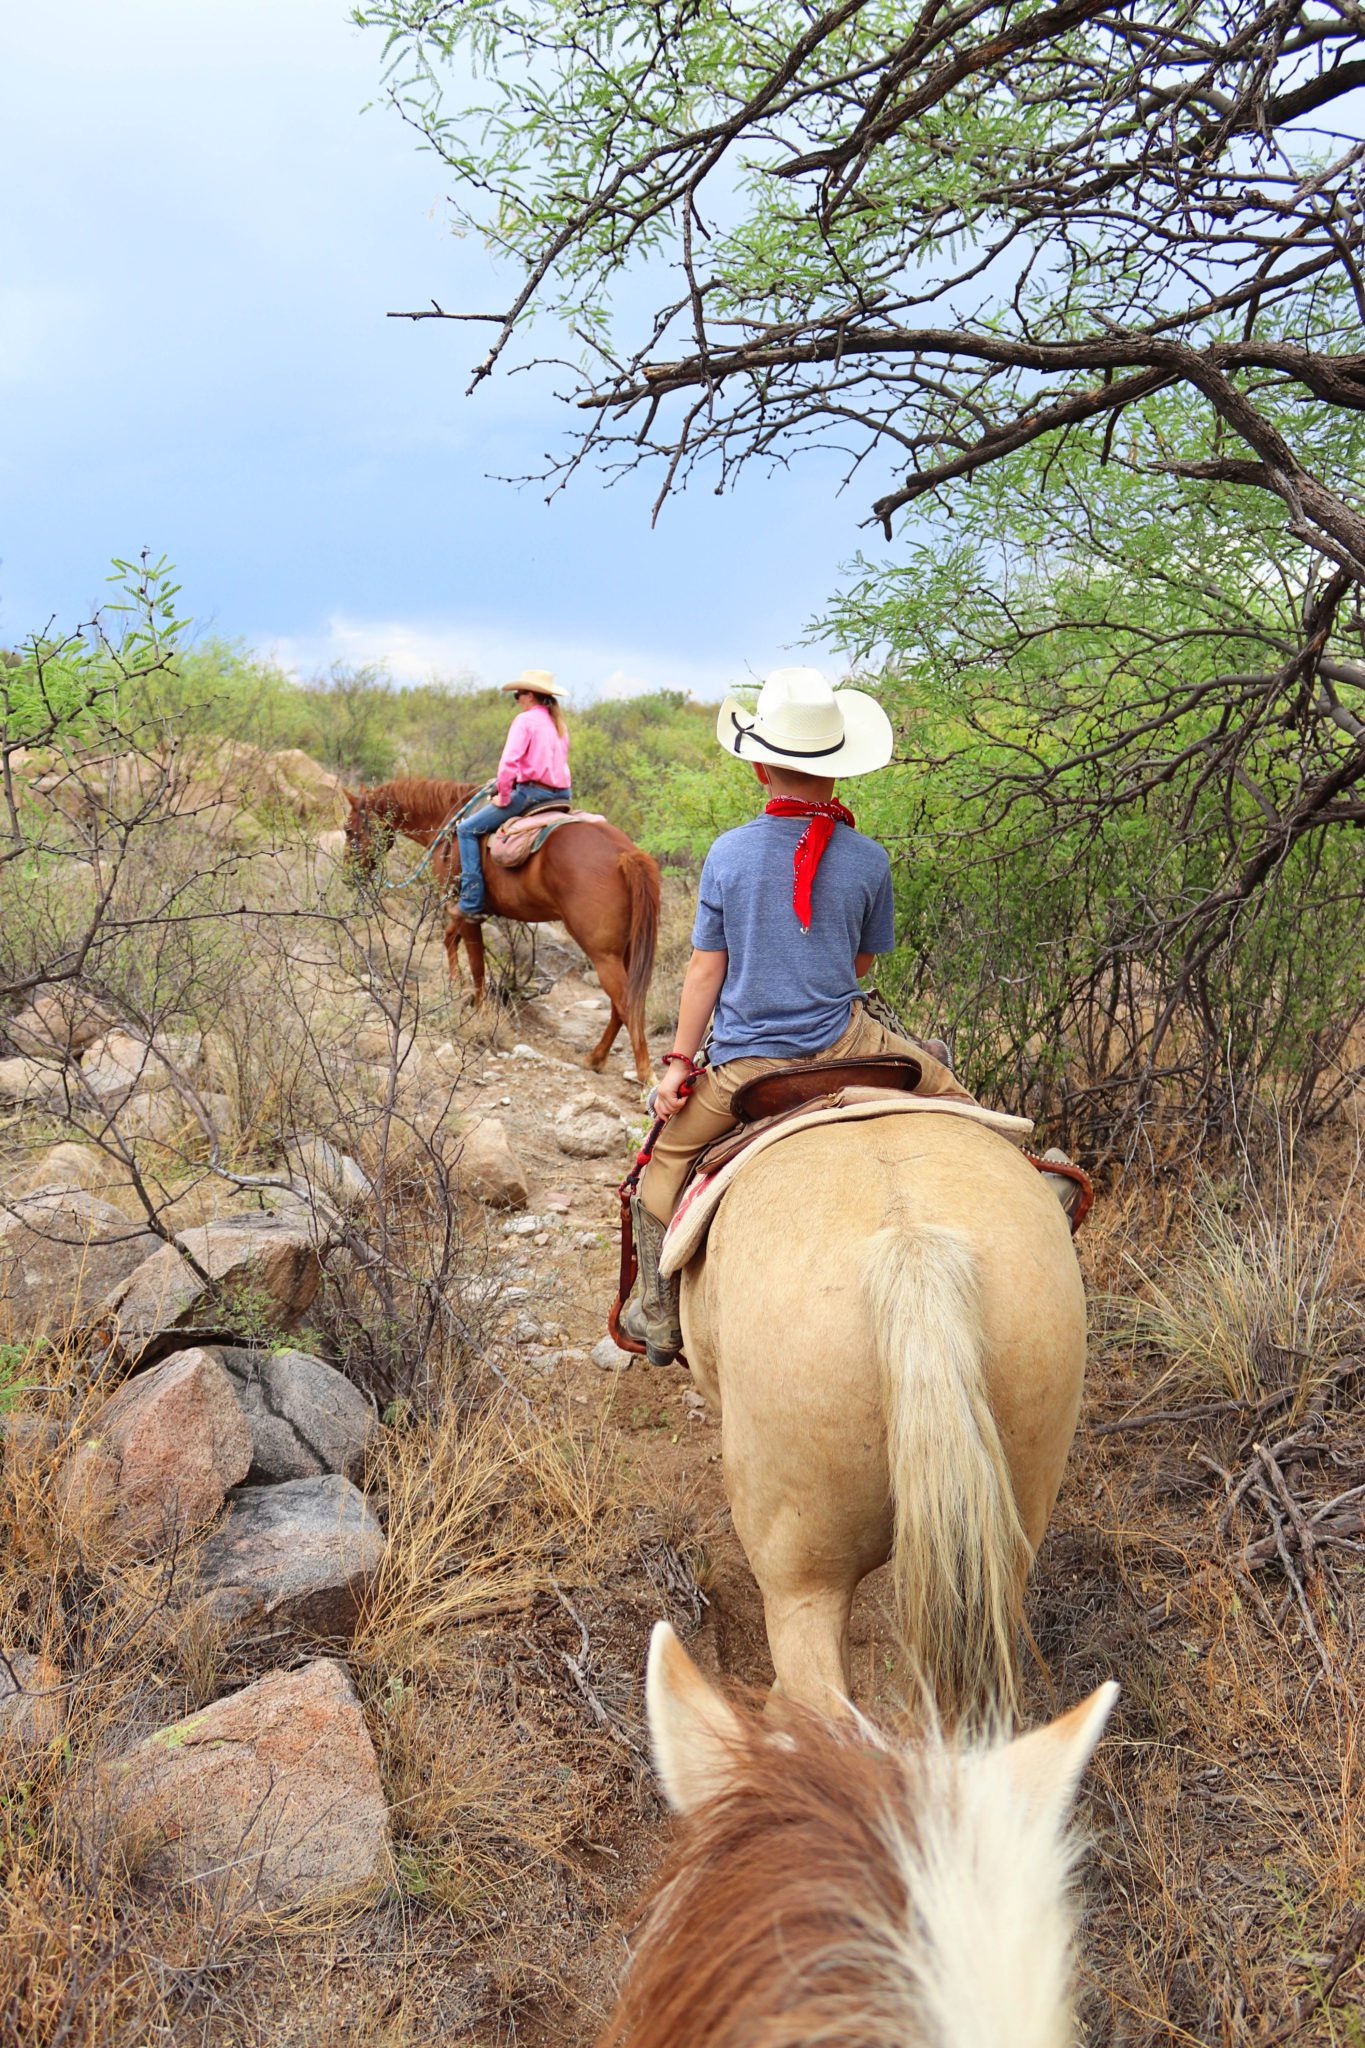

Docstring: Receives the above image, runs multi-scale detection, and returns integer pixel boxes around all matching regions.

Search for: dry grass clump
[334,1364,699,2032]
[1099,1131,1363,1414]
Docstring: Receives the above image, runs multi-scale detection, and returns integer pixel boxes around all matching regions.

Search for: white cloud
[261,612,767,706]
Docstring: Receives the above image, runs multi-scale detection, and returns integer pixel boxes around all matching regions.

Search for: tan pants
[641,1003,976,1223]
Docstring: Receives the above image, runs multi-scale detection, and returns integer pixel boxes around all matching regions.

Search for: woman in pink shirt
[456,669,572,917]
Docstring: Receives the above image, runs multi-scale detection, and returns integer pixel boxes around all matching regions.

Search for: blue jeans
[456,782,571,914]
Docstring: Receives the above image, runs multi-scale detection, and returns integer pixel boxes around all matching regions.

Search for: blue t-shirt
[692,814,896,1063]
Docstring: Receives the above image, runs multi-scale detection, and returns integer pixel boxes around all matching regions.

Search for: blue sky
[1,0,870,703]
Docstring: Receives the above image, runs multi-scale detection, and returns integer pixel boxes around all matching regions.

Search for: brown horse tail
[621,846,660,1039]
[862,1222,1030,1724]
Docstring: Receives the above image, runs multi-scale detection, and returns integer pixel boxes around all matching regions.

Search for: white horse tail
[862,1221,1031,1721]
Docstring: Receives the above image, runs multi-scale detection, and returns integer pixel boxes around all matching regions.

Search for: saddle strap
[608,1114,664,1353]
[608,1192,646,1354]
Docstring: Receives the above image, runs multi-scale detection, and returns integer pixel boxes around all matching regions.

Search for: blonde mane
[600,1702,1084,2048]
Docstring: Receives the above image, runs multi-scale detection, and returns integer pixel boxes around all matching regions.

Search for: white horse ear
[646,1621,744,1815]
[985,1681,1118,1832]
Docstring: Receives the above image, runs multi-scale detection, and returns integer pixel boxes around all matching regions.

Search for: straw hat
[716,666,893,778]
[500,667,566,700]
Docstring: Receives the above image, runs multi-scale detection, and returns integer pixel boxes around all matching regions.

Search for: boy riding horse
[621,666,977,1366]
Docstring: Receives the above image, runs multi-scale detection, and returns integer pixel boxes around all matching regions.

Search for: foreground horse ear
[983,1681,1118,1831]
[646,1622,745,1815]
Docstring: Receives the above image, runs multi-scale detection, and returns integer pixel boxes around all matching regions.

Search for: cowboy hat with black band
[716,666,892,778]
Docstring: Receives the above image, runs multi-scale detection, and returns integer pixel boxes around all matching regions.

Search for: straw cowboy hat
[716,666,893,778]
[500,667,567,700]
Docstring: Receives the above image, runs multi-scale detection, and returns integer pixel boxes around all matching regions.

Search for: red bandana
[763,796,855,929]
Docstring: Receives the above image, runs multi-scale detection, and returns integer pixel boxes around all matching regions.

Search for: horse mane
[600,1701,1080,2048]
[355,775,477,827]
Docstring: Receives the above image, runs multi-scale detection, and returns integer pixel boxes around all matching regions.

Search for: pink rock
[59,1348,251,1556]
[74,1658,391,1910]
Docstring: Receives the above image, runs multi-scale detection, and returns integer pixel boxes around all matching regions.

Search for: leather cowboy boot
[1041,1146,1086,1223]
[619,1194,683,1366]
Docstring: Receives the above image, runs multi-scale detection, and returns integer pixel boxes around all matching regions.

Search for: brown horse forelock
[600,1708,926,2048]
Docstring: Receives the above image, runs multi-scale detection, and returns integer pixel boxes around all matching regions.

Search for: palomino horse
[676,1111,1087,1717]
[343,777,660,1085]
[600,1622,1116,2048]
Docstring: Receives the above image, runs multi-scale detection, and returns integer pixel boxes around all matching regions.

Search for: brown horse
[342,776,660,1084]
[600,1622,1116,2048]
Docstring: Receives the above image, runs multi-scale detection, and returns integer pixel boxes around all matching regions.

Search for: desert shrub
[1101,1135,1364,1410]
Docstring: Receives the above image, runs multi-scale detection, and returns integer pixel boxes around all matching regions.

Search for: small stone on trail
[457,1116,529,1211]
[554,1091,627,1160]
[542,1190,572,1213]
[501,1214,543,1237]
[591,1335,633,1372]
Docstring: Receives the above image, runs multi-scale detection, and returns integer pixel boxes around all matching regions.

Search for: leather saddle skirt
[730,1053,921,1124]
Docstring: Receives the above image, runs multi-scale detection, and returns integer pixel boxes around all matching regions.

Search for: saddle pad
[659,1094,1035,1279]
[487,809,607,869]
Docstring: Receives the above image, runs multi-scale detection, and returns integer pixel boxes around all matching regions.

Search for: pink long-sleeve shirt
[496,707,571,805]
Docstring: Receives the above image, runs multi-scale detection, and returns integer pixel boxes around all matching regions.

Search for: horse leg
[464,918,488,1004]
[582,948,656,1086]
[723,1420,868,1713]
[445,908,488,1001]
[443,908,465,984]
[582,952,628,1073]
[760,1580,858,1717]
[628,1012,657,1093]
